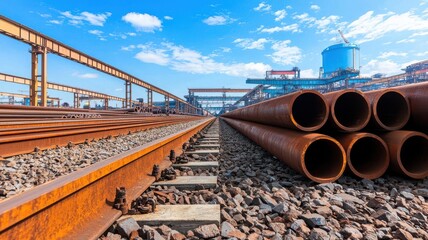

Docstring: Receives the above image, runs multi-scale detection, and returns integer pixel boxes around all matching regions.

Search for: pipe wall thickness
[380,130,428,179]
[324,89,371,132]
[364,89,410,131]
[222,90,328,132]
[393,82,428,132]
[336,132,389,179]
[222,117,346,183]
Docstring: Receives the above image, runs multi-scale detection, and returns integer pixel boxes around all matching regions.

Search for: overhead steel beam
[188,88,252,93]
[0,16,195,109]
[0,72,126,102]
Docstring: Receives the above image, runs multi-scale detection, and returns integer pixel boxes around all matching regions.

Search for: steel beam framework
[0,16,197,112]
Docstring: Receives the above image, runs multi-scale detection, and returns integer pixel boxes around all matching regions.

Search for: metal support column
[164,95,170,113]
[104,99,109,110]
[30,46,39,106]
[73,93,80,108]
[40,47,48,107]
[125,81,132,108]
[147,89,153,110]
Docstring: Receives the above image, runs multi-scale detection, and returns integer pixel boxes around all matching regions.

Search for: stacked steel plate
[221,82,428,183]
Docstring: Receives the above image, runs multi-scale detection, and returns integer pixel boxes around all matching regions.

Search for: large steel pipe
[222,117,346,183]
[336,133,389,179]
[393,82,428,132]
[380,130,428,179]
[364,89,410,131]
[222,90,328,132]
[324,89,371,132]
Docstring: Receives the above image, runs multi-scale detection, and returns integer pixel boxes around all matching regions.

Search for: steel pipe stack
[222,84,428,182]
[223,118,346,183]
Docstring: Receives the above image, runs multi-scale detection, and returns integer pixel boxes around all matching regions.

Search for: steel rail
[0,117,214,239]
[0,116,202,157]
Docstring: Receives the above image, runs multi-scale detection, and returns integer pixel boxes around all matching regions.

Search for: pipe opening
[334,92,369,129]
[292,92,327,128]
[400,135,428,175]
[350,136,388,178]
[304,139,344,180]
[376,92,409,129]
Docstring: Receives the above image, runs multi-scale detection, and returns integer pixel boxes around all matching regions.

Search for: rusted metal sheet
[0,117,214,239]
[364,89,410,131]
[393,82,428,132]
[324,89,371,132]
[222,117,346,183]
[379,130,428,179]
[222,90,328,132]
[336,132,389,179]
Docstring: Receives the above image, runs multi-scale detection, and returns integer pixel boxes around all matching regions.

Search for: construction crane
[338,30,349,44]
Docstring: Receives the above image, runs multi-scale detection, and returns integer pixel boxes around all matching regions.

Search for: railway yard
[0,12,427,240]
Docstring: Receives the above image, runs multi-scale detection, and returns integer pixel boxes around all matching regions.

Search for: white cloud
[267,40,302,65]
[122,12,162,32]
[254,2,271,12]
[131,42,270,77]
[234,38,269,50]
[61,11,111,26]
[72,72,99,79]
[293,13,344,34]
[88,30,103,35]
[257,24,300,33]
[378,51,408,59]
[115,88,123,92]
[310,5,320,11]
[135,48,170,66]
[396,38,416,43]
[361,59,401,76]
[345,11,428,44]
[164,16,173,20]
[121,45,136,51]
[203,15,236,25]
[410,31,428,37]
[274,10,287,22]
[286,5,292,9]
[415,51,428,56]
[39,13,51,18]
[48,19,63,25]
[127,32,137,37]
[221,47,231,53]
[300,69,318,78]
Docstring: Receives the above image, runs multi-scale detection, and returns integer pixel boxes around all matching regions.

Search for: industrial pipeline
[364,89,410,131]
[222,90,328,132]
[222,117,346,183]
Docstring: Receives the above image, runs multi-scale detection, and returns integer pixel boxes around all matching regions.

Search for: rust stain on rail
[0,117,214,239]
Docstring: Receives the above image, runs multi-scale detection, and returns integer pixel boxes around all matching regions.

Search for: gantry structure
[0,16,200,114]
[186,88,252,114]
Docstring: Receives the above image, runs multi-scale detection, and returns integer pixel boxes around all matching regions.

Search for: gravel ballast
[104,119,428,240]
[0,120,205,200]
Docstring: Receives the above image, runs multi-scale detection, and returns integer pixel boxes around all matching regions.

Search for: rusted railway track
[0,116,203,157]
[0,117,215,239]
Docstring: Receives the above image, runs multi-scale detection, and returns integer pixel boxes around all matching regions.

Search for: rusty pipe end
[341,133,389,179]
[382,131,428,179]
[291,91,329,131]
[372,90,410,131]
[330,90,371,132]
[301,135,346,183]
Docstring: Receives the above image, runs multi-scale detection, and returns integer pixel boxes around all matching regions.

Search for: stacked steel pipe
[222,83,428,183]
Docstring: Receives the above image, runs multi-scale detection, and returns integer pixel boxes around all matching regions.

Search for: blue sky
[1,0,427,105]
